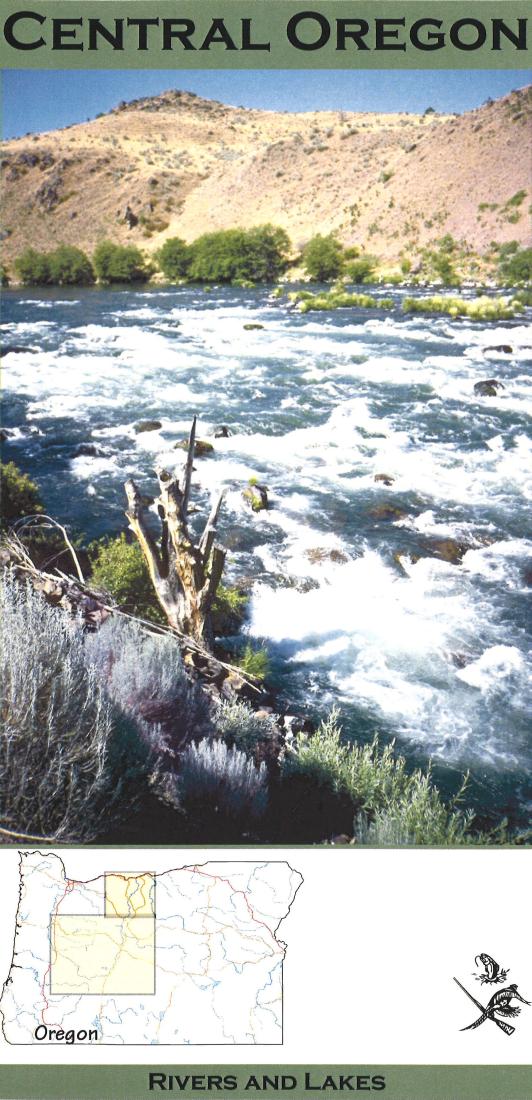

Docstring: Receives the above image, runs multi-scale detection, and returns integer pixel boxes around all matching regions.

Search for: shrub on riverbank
[11,226,289,287]
[0,462,82,570]
[178,738,268,822]
[403,294,523,320]
[89,533,165,623]
[93,240,150,284]
[0,573,150,842]
[215,698,278,755]
[89,537,250,638]
[14,248,52,286]
[345,254,377,284]
[498,245,532,285]
[85,616,211,755]
[155,236,191,281]
[14,245,94,286]
[237,642,271,682]
[421,234,461,287]
[187,225,290,284]
[0,462,43,528]
[514,288,532,307]
[302,234,344,281]
[280,710,496,845]
[212,583,248,636]
[48,244,95,286]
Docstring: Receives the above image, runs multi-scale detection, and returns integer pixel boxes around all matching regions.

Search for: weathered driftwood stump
[125,418,225,647]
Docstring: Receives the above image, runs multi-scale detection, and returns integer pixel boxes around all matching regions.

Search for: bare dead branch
[13,513,85,584]
[205,545,226,605]
[125,432,227,645]
[125,478,163,585]
[199,490,225,558]
[182,414,197,518]
[0,824,58,843]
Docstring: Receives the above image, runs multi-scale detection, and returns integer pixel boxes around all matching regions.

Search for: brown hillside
[1,85,531,269]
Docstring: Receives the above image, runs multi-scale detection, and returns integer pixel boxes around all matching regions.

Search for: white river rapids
[2,284,531,828]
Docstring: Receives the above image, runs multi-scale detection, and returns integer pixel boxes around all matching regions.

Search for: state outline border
[1,851,304,1046]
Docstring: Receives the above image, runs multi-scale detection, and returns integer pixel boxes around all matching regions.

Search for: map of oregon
[0,852,302,1045]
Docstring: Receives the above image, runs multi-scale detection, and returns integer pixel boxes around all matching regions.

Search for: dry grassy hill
[1,85,531,271]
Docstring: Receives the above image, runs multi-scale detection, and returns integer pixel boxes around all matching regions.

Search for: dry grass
[2,86,530,271]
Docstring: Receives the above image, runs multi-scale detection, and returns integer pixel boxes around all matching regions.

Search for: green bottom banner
[0,1065,531,1100]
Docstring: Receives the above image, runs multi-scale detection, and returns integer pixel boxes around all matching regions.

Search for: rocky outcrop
[35,167,68,211]
[124,205,138,229]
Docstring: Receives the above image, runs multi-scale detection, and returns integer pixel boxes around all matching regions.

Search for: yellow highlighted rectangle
[50,915,155,995]
[104,872,155,917]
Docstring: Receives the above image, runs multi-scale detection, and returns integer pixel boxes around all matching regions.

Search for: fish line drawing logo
[454,953,530,1036]
[474,951,509,986]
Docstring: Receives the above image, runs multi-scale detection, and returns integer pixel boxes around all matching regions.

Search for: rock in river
[306,547,348,565]
[73,443,107,458]
[369,503,407,521]
[0,344,38,357]
[242,481,269,512]
[426,538,470,564]
[474,379,505,397]
[134,419,162,433]
[174,438,214,457]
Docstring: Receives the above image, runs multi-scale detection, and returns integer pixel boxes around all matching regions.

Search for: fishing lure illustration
[453,978,530,1036]
[474,952,509,985]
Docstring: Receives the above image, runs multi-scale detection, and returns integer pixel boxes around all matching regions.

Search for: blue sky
[2,69,530,138]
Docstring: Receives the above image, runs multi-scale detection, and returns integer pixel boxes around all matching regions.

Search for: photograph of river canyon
[1,70,531,846]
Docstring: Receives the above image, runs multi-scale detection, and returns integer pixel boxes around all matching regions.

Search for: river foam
[2,284,531,819]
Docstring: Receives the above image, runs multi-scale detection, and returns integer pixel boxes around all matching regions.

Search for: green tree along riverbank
[5,227,532,293]
[0,458,525,847]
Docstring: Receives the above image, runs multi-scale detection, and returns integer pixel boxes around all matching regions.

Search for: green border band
[1,1064,532,1100]
[1,1,531,69]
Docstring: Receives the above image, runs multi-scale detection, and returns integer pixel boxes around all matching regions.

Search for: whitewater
[2,284,531,827]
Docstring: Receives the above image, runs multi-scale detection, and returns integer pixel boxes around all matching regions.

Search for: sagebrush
[178,738,268,820]
[215,698,278,754]
[0,573,149,842]
[86,616,211,754]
